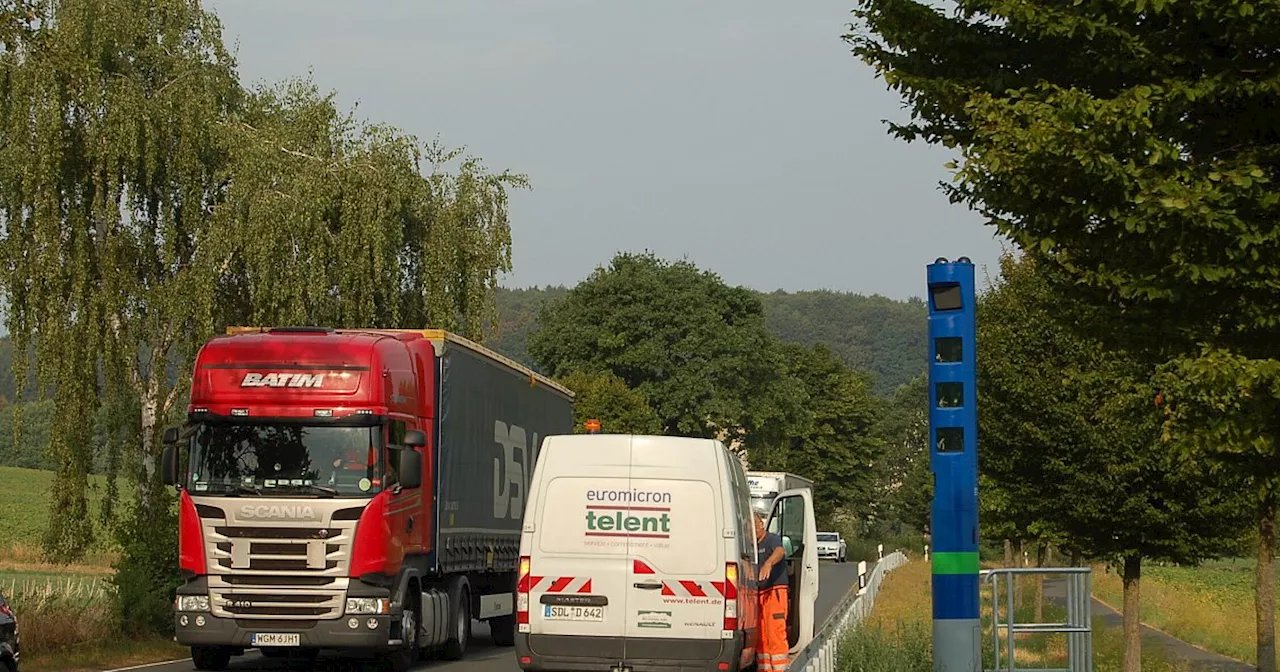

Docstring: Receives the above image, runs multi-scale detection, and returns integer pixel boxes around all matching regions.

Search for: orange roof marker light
[584,419,602,434]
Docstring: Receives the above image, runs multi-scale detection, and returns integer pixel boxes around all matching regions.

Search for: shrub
[2,575,116,656]
[838,619,933,672]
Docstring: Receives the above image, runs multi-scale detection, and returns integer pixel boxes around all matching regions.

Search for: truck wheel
[191,646,231,670]
[387,598,419,672]
[442,585,470,660]
[490,613,515,647]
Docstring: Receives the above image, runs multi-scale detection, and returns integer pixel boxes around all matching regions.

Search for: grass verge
[1092,559,1255,665]
[837,555,1188,672]
[20,638,189,672]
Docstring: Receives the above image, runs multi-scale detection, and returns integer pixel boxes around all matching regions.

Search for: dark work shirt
[756,532,789,589]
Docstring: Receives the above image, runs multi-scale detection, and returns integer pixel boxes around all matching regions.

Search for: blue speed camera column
[927,257,980,672]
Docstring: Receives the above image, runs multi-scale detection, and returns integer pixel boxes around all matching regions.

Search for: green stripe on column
[932,551,979,575]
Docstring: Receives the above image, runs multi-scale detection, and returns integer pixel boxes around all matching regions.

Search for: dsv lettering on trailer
[240,372,326,388]
[493,420,537,519]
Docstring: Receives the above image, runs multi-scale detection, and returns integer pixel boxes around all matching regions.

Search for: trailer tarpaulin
[434,344,573,573]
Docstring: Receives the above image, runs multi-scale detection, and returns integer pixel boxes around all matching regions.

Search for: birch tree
[0,0,526,596]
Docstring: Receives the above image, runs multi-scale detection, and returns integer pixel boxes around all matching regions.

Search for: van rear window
[536,476,718,575]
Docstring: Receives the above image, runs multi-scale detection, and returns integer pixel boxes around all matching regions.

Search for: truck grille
[195,501,361,621]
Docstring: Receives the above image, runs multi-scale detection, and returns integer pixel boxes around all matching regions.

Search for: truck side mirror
[399,449,423,489]
[161,445,180,487]
[403,429,427,448]
[162,426,180,446]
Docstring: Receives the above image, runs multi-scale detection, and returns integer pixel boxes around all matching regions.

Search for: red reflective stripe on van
[578,579,593,594]
[679,580,707,597]
[633,559,656,574]
[711,581,727,597]
[661,582,676,596]
[547,577,575,593]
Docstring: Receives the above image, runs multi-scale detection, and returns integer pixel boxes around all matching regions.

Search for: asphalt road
[118,561,869,672]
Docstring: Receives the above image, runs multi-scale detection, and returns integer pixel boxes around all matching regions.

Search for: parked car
[0,589,19,672]
[816,532,847,563]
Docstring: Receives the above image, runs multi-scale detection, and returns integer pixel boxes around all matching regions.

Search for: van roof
[543,434,723,450]
[540,434,728,472]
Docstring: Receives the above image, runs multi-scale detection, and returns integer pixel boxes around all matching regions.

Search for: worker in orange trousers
[754,513,789,672]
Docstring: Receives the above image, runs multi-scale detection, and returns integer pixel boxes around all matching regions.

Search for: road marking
[103,649,259,671]
[102,659,190,671]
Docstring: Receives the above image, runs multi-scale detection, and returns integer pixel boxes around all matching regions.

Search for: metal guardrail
[790,550,910,672]
[981,567,1093,672]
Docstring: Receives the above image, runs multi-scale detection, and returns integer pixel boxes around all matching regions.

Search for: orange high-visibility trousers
[757,585,790,672]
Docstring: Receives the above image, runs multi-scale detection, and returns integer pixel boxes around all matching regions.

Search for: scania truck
[160,327,574,670]
[745,471,814,517]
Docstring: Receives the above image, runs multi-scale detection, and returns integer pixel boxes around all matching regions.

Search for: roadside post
[927,257,981,672]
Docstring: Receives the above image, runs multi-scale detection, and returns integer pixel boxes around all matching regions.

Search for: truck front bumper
[174,611,395,650]
[173,575,400,651]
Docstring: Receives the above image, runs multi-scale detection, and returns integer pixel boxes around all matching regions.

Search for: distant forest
[488,287,927,397]
[0,286,926,471]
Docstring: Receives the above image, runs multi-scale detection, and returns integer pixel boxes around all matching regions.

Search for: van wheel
[442,584,470,660]
[490,613,515,646]
[191,646,231,670]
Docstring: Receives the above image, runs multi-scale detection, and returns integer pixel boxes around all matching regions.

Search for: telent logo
[585,509,671,537]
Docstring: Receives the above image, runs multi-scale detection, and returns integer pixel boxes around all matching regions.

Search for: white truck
[746,471,814,517]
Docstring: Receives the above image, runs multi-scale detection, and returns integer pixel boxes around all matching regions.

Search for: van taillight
[517,555,532,631]
[723,562,739,632]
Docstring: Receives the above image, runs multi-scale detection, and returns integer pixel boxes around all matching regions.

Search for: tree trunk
[137,374,161,510]
[1070,549,1081,568]
[1122,555,1142,672]
[1012,538,1024,607]
[1034,543,1047,623]
[1004,538,1013,568]
[1259,487,1277,672]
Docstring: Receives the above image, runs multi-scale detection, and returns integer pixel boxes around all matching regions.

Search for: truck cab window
[186,423,384,497]
[385,419,408,486]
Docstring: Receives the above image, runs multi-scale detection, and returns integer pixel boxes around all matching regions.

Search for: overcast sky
[206,0,1008,301]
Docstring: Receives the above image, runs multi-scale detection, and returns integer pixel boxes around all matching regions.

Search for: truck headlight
[346,598,389,615]
[176,595,210,612]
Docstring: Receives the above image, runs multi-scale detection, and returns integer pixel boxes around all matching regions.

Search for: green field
[1093,558,1259,665]
[0,466,126,553]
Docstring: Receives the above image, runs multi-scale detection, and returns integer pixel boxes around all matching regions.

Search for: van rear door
[624,437,726,648]
[766,487,818,653]
[526,442,632,656]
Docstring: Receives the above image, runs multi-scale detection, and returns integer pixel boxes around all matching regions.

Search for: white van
[514,434,818,672]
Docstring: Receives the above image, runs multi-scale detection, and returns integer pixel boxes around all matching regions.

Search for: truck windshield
[750,494,777,515]
[185,423,384,498]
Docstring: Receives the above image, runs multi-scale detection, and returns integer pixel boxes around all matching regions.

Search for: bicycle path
[1040,575,1251,672]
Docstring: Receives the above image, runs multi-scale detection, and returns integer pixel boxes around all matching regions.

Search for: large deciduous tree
[754,342,883,522]
[848,2,1280,668]
[528,252,804,449]
[0,0,526,632]
[559,370,663,436]
[870,372,931,536]
[976,252,1248,671]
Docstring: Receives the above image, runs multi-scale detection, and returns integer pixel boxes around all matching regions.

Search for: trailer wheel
[191,646,231,670]
[442,581,470,661]
[490,613,515,647]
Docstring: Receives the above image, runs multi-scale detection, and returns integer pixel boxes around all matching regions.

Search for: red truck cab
[161,327,574,671]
